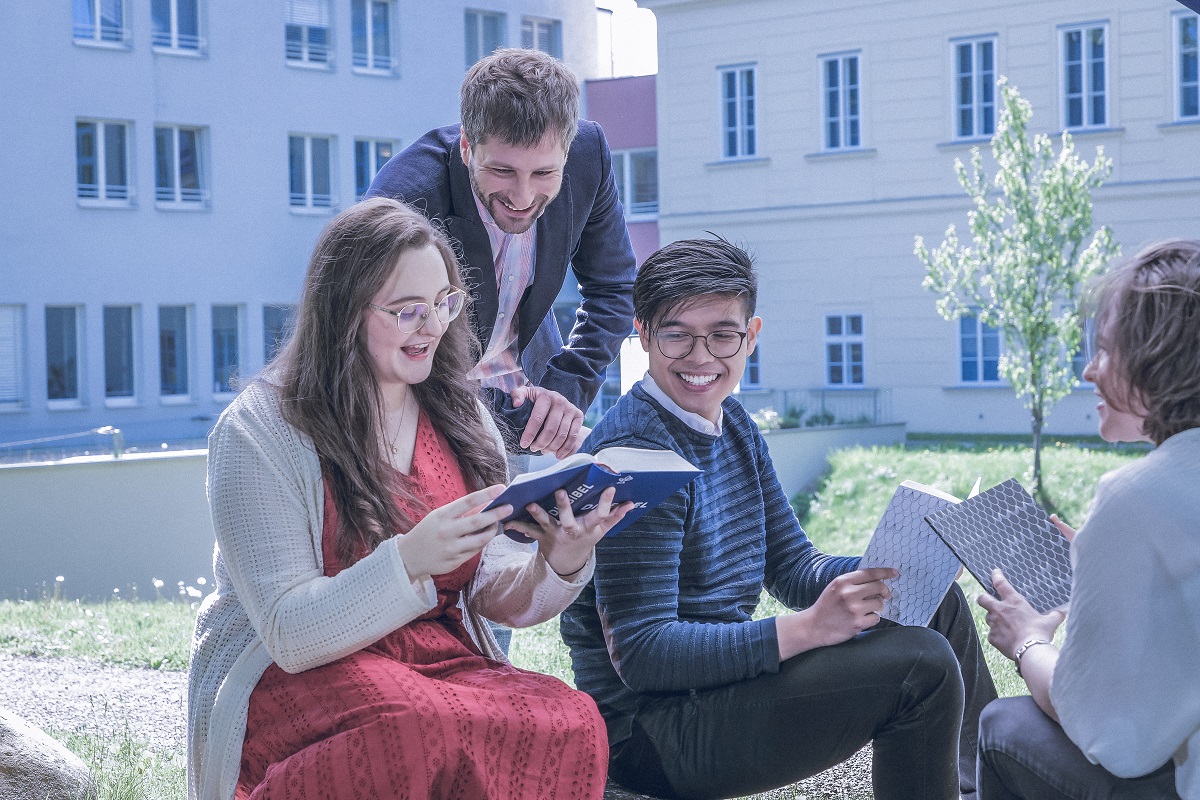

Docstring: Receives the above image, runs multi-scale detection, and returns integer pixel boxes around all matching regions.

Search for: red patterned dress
[236,409,608,800]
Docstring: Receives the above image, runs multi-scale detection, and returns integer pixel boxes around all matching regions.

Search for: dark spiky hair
[633,236,757,332]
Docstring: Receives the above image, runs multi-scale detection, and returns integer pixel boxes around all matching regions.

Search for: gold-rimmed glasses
[368,289,466,333]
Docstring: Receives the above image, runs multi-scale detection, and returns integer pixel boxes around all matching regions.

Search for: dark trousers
[978,697,1179,800]
[609,584,996,800]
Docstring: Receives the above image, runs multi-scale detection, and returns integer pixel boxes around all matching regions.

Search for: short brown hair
[460,48,580,151]
[634,237,758,333]
[1089,238,1200,445]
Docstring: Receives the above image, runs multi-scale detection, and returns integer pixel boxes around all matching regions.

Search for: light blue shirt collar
[640,372,723,437]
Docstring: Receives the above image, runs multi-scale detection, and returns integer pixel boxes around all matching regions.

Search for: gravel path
[0,653,872,798]
[0,654,187,754]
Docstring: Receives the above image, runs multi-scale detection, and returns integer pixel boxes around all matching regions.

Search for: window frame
[610,148,658,219]
[151,0,205,54]
[351,0,397,74]
[76,119,134,207]
[820,51,862,151]
[959,309,1003,385]
[45,305,86,409]
[1059,22,1110,130]
[1176,11,1199,121]
[465,9,507,69]
[103,304,140,407]
[718,63,757,160]
[288,134,336,213]
[520,15,562,59]
[158,304,193,403]
[211,304,242,399]
[263,304,297,364]
[951,36,997,140]
[740,343,762,390]
[823,312,865,387]
[0,304,27,411]
[354,138,396,200]
[73,0,130,48]
[154,124,208,208]
[285,0,332,68]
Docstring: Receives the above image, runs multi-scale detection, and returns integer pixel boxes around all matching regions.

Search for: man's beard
[469,172,551,235]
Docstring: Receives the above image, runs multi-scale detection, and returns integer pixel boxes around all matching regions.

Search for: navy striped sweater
[561,383,860,745]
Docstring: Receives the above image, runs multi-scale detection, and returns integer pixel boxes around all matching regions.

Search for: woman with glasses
[976,239,1200,800]
[188,198,631,800]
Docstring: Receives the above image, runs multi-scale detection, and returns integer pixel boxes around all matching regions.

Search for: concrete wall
[0,452,214,600]
[762,423,908,496]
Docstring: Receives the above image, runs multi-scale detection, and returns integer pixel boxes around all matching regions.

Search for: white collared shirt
[640,372,723,437]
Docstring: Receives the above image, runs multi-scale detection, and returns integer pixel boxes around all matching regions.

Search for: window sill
[937,136,993,149]
[78,198,136,210]
[624,212,658,223]
[0,404,28,414]
[704,156,771,169]
[47,399,87,411]
[352,66,398,78]
[160,394,195,406]
[289,205,336,216]
[1158,118,1200,131]
[805,147,878,161]
[105,397,140,409]
[153,46,207,58]
[73,38,132,51]
[1056,125,1125,138]
[942,383,1010,391]
[286,59,335,71]
[155,200,210,212]
[821,384,871,390]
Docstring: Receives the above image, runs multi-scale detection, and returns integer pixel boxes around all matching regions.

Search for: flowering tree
[915,78,1118,500]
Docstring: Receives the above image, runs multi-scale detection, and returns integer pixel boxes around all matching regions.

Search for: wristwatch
[1013,638,1053,676]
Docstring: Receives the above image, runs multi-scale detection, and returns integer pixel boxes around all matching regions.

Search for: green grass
[49,726,186,800]
[0,598,195,670]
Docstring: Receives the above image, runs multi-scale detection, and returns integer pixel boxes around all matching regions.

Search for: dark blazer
[366,121,637,438]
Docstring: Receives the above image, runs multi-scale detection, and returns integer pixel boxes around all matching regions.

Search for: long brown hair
[1089,238,1200,445]
[272,198,508,566]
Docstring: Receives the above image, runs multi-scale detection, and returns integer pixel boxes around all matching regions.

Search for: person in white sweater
[976,239,1200,800]
[187,198,631,800]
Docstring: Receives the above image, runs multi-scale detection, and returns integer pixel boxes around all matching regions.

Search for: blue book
[485,447,701,543]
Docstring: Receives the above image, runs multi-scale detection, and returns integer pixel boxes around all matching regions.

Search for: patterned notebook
[860,480,963,627]
[924,478,1072,613]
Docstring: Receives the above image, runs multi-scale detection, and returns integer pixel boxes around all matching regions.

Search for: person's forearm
[1018,645,1060,722]
[775,610,824,661]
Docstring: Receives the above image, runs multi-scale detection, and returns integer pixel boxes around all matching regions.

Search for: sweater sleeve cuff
[758,617,782,674]
[388,538,438,610]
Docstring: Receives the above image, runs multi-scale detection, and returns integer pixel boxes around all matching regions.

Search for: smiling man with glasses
[562,236,997,800]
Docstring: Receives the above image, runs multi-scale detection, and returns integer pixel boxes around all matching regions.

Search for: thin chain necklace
[386,391,412,456]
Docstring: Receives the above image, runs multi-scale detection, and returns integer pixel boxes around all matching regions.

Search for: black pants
[609,584,996,800]
[978,697,1178,800]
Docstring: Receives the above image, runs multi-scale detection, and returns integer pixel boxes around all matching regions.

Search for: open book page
[860,480,963,626]
[593,446,698,474]
[924,478,1072,613]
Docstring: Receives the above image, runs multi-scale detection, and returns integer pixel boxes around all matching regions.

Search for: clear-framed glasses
[368,288,465,333]
[654,329,748,359]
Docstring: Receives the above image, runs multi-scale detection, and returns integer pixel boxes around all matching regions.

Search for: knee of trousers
[978,696,1035,755]
[884,627,966,708]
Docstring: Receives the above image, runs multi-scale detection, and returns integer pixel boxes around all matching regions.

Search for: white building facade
[0,0,600,453]
[642,0,1200,435]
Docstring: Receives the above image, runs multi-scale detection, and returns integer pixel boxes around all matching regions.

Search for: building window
[212,305,240,395]
[1179,13,1199,120]
[159,305,190,398]
[720,65,756,158]
[76,120,131,204]
[152,0,202,52]
[825,314,864,386]
[46,306,83,405]
[352,0,395,72]
[741,344,761,389]
[73,0,127,45]
[155,126,206,205]
[263,304,296,363]
[960,310,1000,383]
[103,305,137,403]
[822,53,861,149]
[1062,24,1107,129]
[289,135,334,210]
[355,139,394,199]
[0,305,26,409]
[521,16,562,58]
[286,0,330,66]
[954,38,996,138]
[611,149,658,217]
[1071,317,1095,383]
[465,10,506,68]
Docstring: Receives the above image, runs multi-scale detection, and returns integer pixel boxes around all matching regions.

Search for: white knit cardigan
[187,380,594,800]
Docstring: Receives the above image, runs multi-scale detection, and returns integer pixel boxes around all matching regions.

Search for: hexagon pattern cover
[924,478,1072,613]
[860,480,963,627]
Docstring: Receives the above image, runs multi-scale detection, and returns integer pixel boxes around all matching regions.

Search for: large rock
[0,709,93,800]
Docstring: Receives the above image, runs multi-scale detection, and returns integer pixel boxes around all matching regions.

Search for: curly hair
[1088,238,1200,445]
[271,198,508,567]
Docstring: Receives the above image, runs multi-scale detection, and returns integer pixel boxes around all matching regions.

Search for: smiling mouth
[679,373,718,386]
[498,196,537,214]
[402,343,430,356]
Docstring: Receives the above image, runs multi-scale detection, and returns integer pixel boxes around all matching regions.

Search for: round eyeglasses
[654,329,748,359]
[368,289,465,333]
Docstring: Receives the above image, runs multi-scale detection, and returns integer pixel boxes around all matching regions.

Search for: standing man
[368,48,636,459]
